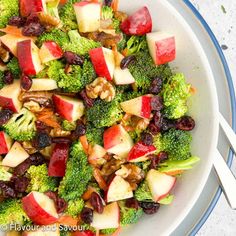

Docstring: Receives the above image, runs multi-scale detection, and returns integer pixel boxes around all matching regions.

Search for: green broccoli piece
[58,142,93,201]
[60,228,72,236]
[37,29,70,48]
[63,30,101,56]
[86,99,123,128]
[86,123,104,146]
[135,181,153,202]
[153,129,192,161]
[66,198,84,218]
[0,0,19,28]
[162,73,191,119]
[100,228,117,235]
[47,60,65,81]
[7,57,21,79]
[101,6,113,20]
[0,71,4,89]
[158,195,174,205]
[126,36,147,56]
[62,120,76,131]
[117,33,127,51]
[46,0,60,20]
[26,164,58,193]
[81,60,96,87]
[3,108,36,141]
[0,199,30,226]
[0,164,12,181]
[135,160,151,173]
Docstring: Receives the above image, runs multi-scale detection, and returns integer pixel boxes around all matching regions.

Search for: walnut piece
[22,142,37,154]
[50,128,71,137]
[101,158,125,177]
[38,12,61,28]
[86,77,115,102]
[0,43,10,63]
[114,11,128,22]
[23,101,44,113]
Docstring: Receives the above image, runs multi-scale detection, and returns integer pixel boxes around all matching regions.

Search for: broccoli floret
[63,30,101,56]
[100,228,117,235]
[3,108,36,141]
[135,160,151,173]
[60,228,71,236]
[119,202,143,226]
[58,142,93,201]
[102,6,113,20]
[0,0,19,28]
[162,73,191,119]
[135,181,153,202]
[37,29,70,48]
[86,123,104,146]
[158,195,174,205]
[153,129,192,161]
[81,60,96,87]
[0,71,4,89]
[126,36,147,56]
[26,164,58,193]
[7,57,21,79]
[117,33,127,51]
[66,198,84,218]
[62,120,76,131]
[86,99,123,128]
[0,164,12,181]
[47,60,65,81]
[0,199,30,226]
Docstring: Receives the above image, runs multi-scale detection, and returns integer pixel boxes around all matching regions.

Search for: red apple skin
[72,230,95,236]
[22,193,58,225]
[74,1,92,7]
[141,96,152,119]
[103,125,122,150]
[120,6,152,36]
[48,143,69,177]
[20,0,45,17]
[0,132,10,155]
[44,41,63,59]
[127,141,156,161]
[89,47,112,81]
[156,179,176,202]
[0,96,17,112]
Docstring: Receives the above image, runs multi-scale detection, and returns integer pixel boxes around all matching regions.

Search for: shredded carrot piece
[58,215,78,227]
[93,168,108,191]
[82,186,97,200]
[79,135,89,154]
[164,170,184,176]
[111,0,119,11]
[121,48,128,57]
[59,0,68,4]
[190,86,197,94]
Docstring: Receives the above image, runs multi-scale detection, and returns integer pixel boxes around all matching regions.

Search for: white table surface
[190,1,236,236]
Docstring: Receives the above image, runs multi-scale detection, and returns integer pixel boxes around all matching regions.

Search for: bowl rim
[182,0,236,235]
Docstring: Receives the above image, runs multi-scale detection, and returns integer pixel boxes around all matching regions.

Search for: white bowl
[119,0,219,235]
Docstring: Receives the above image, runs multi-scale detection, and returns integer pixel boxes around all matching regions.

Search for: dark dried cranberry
[90,192,104,214]
[176,116,195,131]
[120,55,136,69]
[12,176,29,193]
[148,122,160,135]
[104,0,112,6]
[13,160,31,176]
[63,51,84,65]
[140,201,160,215]
[141,132,153,146]
[125,198,139,210]
[71,120,86,140]
[0,181,16,198]
[52,137,72,144]
[161,118,175,132]
[45,191,58,203]
[0,109,13,126]
[32,132,52,150]
[8,16,26,27]
[151,96,163,111]
[22,22,45,36]
[3,71,14,85]
[29,152,45,166]
[35,120,49,131]
[25,14,40,25]
[80,90,94,108]
[149,78,163,94]
[149,154,159,169]
[149,112,162,135]
[21,75,32,91]
[157,151,168,163]
[80,207,93,224]
[56,198,68,214]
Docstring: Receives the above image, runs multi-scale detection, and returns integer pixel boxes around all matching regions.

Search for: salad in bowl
[0,0,200,235]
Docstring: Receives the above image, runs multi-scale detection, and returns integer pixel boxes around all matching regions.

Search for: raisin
[151,96,163,111]
[149,78,163,94]
[125,198,139,210]
[148,122,160,135]
[140,202,160,215]
[12,176,29,193]
[80,207,93,224]
[149,154,159,169]
[141,132,153,146]
[13,160,31,176]
[80,90,94,108]
[63,51,84,65]
[25,13,40,25]
[157,151,168,163]
[120,55,136,69]
[8,16,26,27]
[32,132,52,150]
[56,198,68,214]
[3,71,14,85]
[176,116,195,131]
[161,118,175,132]
[29,152,45,166]
[0,109,13,126]
[71,120,86,140]
[52,137,72,144]
[22,22,45,37]
[35,121,49,132]
[104,0,113,6]
[21,75,32,91]
[90,192,104,214]
[0,181,16,198]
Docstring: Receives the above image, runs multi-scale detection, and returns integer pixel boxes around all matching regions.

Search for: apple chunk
[52,95,85,122]
[20,0,47,17]
[30,79,58,91]
[104,125,133,158]
[146,169,176,202]
[74,1,101,33]
[121,6,152,36]
[106,175,133,202]
[147,32,176,65]
[17,40,43,76]
[2,142,29,167]
[0,131,13,155]
[88,144,107,166]
[120,95,152,119]
[89,47,115,81]
[91,202,120,229]
[22,191,59,225]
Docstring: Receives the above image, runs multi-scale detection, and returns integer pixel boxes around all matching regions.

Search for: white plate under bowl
[119,1,219,236]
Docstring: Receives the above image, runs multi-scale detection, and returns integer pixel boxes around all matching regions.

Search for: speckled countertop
[190,1,236,236]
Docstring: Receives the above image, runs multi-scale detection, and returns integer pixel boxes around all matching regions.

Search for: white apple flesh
[0,131,13,155]
[88,144,107,166]
[30,79,58,91]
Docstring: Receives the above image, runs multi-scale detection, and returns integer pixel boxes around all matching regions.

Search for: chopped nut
[0,43,10,63]
[38,12,61,29]
[22,141,37,154]
[101,158,125,177]
[86,77,115,102]
[114,11,128,22]
[23,101,44,113]
[50,128,71,137]
[40,145,54,158]
[136,118,150,130]
[115,165,131,178]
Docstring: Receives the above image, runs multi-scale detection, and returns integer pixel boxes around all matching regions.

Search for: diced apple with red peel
[20,0,47,17]
[88,144,107,166]
[113,52,135,85]
[17,40,43,76]
[48,143,69,177]
[22,191,59,225]
[146,169,176,202]
[91,202,120,229]
[0,131,13,155]
[52,95,85,122]
[106,175,133,203]
[120,95,152,119]
[39,41,63,64]
[89,47,115,81]
[2,142,29,167]
[74,1,101,33]
[104,125,133,158]
[0,80,22,112]
[30,79,58,91]
[72,230,95,236]
[22,224,59,236]
[127,141,156,162]
[147,32,176,65]
[120,6,152,36]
